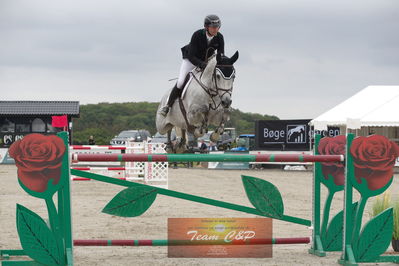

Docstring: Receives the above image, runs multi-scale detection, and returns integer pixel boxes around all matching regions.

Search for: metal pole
[74,237,310,246]
[72,153,344,163]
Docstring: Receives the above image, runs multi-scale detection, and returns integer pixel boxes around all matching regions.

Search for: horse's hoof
[165,144,174,154]
[194,129,202,138]
[210,132,219,142]
[175,146,187,154]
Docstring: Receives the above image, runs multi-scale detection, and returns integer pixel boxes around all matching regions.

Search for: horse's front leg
[211,123,224,142]
[216,123,225,134]
[188,104,209,138]
[222,107,232,123]
[195,116,208,138]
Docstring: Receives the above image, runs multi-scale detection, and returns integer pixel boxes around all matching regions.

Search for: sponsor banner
[168,218,272,258]
[0,132,63,149]
[0,133,28,148]
[255,119,340,150]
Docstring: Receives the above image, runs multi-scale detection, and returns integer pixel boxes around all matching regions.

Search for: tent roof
[310,86,399,129]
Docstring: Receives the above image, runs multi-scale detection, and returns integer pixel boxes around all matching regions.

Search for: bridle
[191,64,235,110]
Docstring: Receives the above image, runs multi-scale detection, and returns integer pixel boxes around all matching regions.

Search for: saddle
[177,68,202,134]
[180,68,201,99]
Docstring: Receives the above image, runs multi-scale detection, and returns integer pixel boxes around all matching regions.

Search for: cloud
[0,0,398,119]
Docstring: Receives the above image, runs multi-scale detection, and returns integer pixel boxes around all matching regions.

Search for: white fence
[70,140,168,188]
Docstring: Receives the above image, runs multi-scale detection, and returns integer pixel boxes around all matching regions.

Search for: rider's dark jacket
[181,29,224,68]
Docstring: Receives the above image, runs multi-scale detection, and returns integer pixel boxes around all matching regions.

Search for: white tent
[310,86,399,130]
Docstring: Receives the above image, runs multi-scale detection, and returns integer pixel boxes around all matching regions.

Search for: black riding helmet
[204,14,221,28]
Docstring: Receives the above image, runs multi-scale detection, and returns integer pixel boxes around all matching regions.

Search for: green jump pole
[72,153,344,163]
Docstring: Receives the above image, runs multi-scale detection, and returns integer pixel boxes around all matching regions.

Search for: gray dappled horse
[156,51,239,153]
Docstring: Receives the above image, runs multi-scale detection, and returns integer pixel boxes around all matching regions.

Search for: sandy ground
[1,164,398,266]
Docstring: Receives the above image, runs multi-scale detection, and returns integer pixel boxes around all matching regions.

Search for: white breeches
[176,59,196,89]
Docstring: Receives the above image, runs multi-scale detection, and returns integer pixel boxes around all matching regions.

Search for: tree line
[72,102,278,145]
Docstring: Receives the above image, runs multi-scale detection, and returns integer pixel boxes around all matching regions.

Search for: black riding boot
[159,85,181,116]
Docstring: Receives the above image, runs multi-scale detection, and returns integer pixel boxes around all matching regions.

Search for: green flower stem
[321,189,336,237]
[46,197,65,261]
[45,198,58,232]
[351,195,369,243]
[71,169,311,226]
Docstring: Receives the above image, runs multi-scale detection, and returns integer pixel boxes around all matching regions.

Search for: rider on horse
[159,14,225,117]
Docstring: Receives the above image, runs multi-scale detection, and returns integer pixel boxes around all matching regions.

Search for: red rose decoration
[9,133,66,193]
[318,135,346,186]
[350,135,399,191]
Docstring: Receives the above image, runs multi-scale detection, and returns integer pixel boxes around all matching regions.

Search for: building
[0,101,80,163]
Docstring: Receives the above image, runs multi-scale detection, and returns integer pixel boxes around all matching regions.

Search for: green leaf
[323,202,358,251]
[16,204,62,265]
[241,175,284,218]
[102,186,158,217]
[354,207,393,262]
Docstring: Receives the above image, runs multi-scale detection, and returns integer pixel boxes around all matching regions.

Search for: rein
[191,65,234,110]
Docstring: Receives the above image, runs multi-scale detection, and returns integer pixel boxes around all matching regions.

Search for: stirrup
[159,106,170,117]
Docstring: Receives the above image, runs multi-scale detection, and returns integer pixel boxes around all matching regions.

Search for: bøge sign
[255,119,340,151]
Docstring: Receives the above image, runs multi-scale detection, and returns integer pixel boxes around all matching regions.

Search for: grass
[393,201,399,240]
[370,191,391,218]
[369,191,399,240]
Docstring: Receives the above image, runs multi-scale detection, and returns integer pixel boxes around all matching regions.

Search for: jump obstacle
[70,141,168,188]
[71,177,128,181]
[1,132,399,265]
[70,145,141,150]
[73,237,310,246]
[71,153,343,163]
[70,167,140,181]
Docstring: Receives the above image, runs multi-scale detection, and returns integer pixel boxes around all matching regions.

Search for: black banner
[255,119,340,150]
[0,133,28,148]
[0,132,62,148]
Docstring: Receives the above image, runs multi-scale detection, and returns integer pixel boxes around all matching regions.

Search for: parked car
[231,134,255,151]
[150,132,168,144]
[224,127,237,140]
[217,131,235,150]
[110,130,150,145]
[150,131,176,144]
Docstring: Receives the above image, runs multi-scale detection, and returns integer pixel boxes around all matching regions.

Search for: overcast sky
[1,0,398,119]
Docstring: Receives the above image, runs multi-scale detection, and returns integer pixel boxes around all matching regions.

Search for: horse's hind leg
[165,129,174,153]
